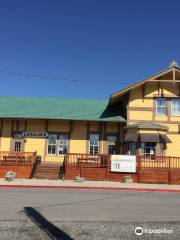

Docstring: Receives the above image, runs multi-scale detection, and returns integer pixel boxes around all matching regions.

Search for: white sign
[111,155,136,173]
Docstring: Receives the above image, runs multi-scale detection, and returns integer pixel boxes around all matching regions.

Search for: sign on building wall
[111,155,136,173]
[22,132,48,138]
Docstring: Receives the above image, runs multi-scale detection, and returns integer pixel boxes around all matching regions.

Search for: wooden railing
[65,153,111,168]
[0,151,37,166]
[138,155,180,170]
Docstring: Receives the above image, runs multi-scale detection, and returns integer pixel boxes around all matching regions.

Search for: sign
[22,132,48,138]
[111,155,136,173]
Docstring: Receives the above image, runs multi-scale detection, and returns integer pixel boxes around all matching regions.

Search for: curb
[0,184,180,192]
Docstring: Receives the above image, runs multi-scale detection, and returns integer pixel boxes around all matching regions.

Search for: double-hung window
[141,142,156,156]
[107,135,117,154]
[58,134,68,155]
[89,134,99,154]
[47,134,57,155]
[47,134,69,156]
[156,98,167,116]
[172,99,180,116]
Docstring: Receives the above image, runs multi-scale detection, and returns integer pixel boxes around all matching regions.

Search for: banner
[111,155,136,173]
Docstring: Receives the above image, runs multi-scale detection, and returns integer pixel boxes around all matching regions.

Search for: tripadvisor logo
[135,227,143,236]
[135,226,173,235]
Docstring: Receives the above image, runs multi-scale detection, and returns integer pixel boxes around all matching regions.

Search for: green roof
[126,123,168,130]
[0,96,125,122]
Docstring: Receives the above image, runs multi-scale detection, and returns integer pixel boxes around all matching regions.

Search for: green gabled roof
[126,123,168,130]
[0,96,125,122]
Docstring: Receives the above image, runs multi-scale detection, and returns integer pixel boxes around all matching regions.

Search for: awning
[124,133,171,143]
[140,133,159,143]
[140,133,171,143]
[124,133,139,142]
[159,134,171,143]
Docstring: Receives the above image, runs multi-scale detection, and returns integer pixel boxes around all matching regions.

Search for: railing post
[137,155,141,183]
[168,156,171,184]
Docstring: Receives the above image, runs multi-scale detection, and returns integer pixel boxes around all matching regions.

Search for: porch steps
[33,162,62,180]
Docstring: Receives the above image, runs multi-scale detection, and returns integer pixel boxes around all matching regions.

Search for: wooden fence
[64,153,180,184]
[0,151,37,178]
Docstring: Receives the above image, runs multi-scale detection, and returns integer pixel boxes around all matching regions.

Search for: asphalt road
[0,188,180,239]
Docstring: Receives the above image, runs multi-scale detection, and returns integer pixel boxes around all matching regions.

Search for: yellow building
[0,98,125,163]
[1,61,180,162]
[110,60,180,157]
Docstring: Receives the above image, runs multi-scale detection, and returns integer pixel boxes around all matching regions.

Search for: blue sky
[0,0,180,99]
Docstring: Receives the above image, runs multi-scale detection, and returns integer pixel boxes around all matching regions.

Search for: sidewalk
[1,178,180,192]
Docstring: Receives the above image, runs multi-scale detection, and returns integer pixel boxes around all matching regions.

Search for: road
[0,188,180,239]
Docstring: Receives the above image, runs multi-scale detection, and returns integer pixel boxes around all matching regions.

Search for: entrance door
[13,139,23,152]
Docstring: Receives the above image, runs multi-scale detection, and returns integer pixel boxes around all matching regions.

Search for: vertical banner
[111,155,136,173]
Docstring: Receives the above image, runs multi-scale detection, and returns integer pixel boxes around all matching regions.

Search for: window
[14,140,22,152]
[89,134,99,154]
[129,143,136,155]
[58,134,68,155]
[47,134,57,155]
[156,98,167,116]
[107,135,117,154]
[47,134,69,156]
[141,142,156,156]
[172,99,180,116]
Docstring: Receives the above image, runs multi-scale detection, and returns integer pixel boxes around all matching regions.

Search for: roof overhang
[109,64,180,105]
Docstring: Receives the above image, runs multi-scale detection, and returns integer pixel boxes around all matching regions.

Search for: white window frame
[171,98,180,116]
[58,134,69,156]
[156,98,167,116]
[141,142,156,156]
[89,133,100,154]
[47,134,57,156]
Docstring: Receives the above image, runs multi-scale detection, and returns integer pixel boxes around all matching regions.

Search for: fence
[0,151,37,178]
[64,153,180,184]
[138,155,180,184]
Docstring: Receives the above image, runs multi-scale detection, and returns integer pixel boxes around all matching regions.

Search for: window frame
[141,142,156,156]
[156,98,167,116]
[106,134,117,155]
[57,133,69,156]
[47,133,57,156]
[14,140,23,152]
[171,98,180,116]
[47,133,69,156]
[89,133,100,154]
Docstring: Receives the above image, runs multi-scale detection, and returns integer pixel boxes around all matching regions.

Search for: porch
[64,153,180,184]
[0,151,37,178]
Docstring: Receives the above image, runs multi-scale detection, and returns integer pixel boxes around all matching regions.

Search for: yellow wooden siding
[155,116,169,121]
[24,138,46,157]
[166,134,180,156]
[44,155,64,163]
[145,84,158,97]
[129,110,153,120]
[69,121,87,153]
[0,120,12,151]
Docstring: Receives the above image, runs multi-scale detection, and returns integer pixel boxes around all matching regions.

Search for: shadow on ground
[24,207,74,240]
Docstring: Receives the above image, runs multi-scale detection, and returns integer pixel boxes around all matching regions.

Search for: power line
[0,69,109,84]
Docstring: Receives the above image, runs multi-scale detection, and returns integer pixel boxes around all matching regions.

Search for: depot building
[1,61,180,162]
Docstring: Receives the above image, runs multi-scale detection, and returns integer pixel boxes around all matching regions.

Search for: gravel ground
[54,221,180,240]
[0,220,180,240]
[0,220,51,240]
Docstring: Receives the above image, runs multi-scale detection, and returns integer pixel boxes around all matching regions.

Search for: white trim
[156,98,167,116]
[171,98,180,116]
